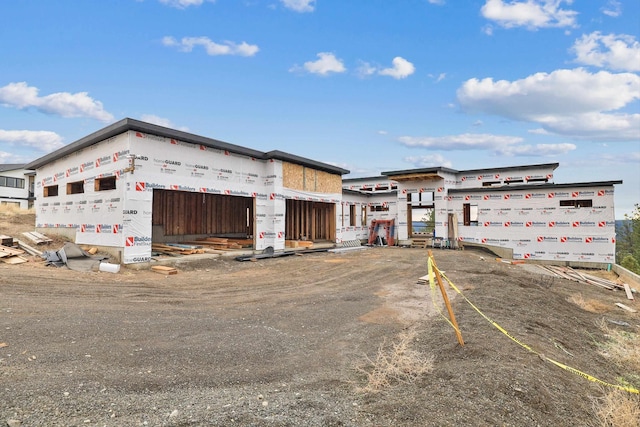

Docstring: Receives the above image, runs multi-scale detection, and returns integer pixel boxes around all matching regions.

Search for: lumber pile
[410,237,431,249]
[184,237,254,251]
[539,265,632,294]
[0,244,28,264]
[285,240,314,249]
[151,243,206,256]
[21,231,52,244]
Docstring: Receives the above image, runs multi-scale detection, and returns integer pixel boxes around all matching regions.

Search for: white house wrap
[25,118,348,264]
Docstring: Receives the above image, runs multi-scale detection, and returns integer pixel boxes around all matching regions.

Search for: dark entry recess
[153,189,254,237]
[285,199,336,242]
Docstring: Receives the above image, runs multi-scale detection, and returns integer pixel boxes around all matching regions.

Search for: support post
[428,250,464,346]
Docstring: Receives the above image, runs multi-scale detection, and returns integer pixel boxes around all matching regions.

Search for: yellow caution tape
[427,257,639,394]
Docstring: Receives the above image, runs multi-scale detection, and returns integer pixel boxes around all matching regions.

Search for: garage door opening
[152,189,254,243]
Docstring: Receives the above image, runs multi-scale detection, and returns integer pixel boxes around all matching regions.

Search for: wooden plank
[15,239,42,256]
[21,231,51,244]
[29,231,52,242]
[615,302,637,313]
[1,256,28,264]
[0,245,24,257]
[151,265,178,275]
[623,284,635,300]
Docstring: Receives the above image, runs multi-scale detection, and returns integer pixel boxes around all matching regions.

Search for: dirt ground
[1,210,639,426]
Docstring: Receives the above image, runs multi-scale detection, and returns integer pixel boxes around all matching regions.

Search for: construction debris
[614,303,637,313]
[623,283,634,300]
[15,239,42,256]
[0,244,27,264]
[539,265,630,292]
[21,231,52,244]
[41,242,108,271]
[152,243,206,256]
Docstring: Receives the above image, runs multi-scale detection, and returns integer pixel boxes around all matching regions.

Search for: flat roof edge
[448,180,623,193]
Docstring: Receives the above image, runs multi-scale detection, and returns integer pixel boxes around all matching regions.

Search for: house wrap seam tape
[427,256,639,395]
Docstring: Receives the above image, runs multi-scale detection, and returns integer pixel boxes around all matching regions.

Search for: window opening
[44,185,59,197]
[95,176,117,191]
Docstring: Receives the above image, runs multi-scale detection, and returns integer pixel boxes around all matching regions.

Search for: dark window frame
[560,199,593,208]
[67,180,85,194]
[44,185,59,197]
[95,176,117,191]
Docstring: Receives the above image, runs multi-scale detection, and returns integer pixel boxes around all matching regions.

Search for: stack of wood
[285,240,313,249]
[184,237,254,251]
[21,231,52,245]
[540,265,635,301]
[0,235,28,264]
[151,243,206,256]
[410,237,431,249]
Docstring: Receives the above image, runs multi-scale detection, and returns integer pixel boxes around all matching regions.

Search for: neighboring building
[0,164,35,209]
[24,118,349,264]
[343,163,622,264]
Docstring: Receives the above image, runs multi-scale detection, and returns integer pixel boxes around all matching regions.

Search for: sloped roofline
[0,163,27,173]
[24,118,350,175]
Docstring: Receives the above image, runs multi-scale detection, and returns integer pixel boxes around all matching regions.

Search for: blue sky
[1,0,638,218]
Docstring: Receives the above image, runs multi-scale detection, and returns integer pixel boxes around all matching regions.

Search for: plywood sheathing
[282,162,342,193]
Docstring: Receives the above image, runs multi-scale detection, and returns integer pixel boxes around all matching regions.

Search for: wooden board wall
[285,199,335,241]
[282,162,342,193]
[153,189,253,236]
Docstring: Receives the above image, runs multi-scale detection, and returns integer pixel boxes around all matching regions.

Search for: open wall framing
[285,199,335,241]
[153,189,253,237]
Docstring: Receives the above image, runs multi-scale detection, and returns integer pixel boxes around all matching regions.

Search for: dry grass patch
[568,294,611,313]
[596,319,640,372]
[592,389,640,427]
[356,328,434,393]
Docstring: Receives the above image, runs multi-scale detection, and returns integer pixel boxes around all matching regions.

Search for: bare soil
[1,210,639,426]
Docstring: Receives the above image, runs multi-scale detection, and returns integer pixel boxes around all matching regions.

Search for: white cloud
[398,133,576,157]
[427,0,446,5]
[457,68,640,140]
[602,0,621,17]
[280,0,315,12]
[528,128,550,134]
[572,32,640,72]
[356,61,377,78]
[481,0,578,30]
[399,133,523,150]
[404,154,453,168]
[0,82,113,122]
[140,114,189,132]
[472,120,484,127]
[0,129,65,152]
[292,52,346,76]
[378,57,415,79]
[162,36,259,56]
[158,0,212,8]
[0,150,22,163]
[498,143,576,156]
